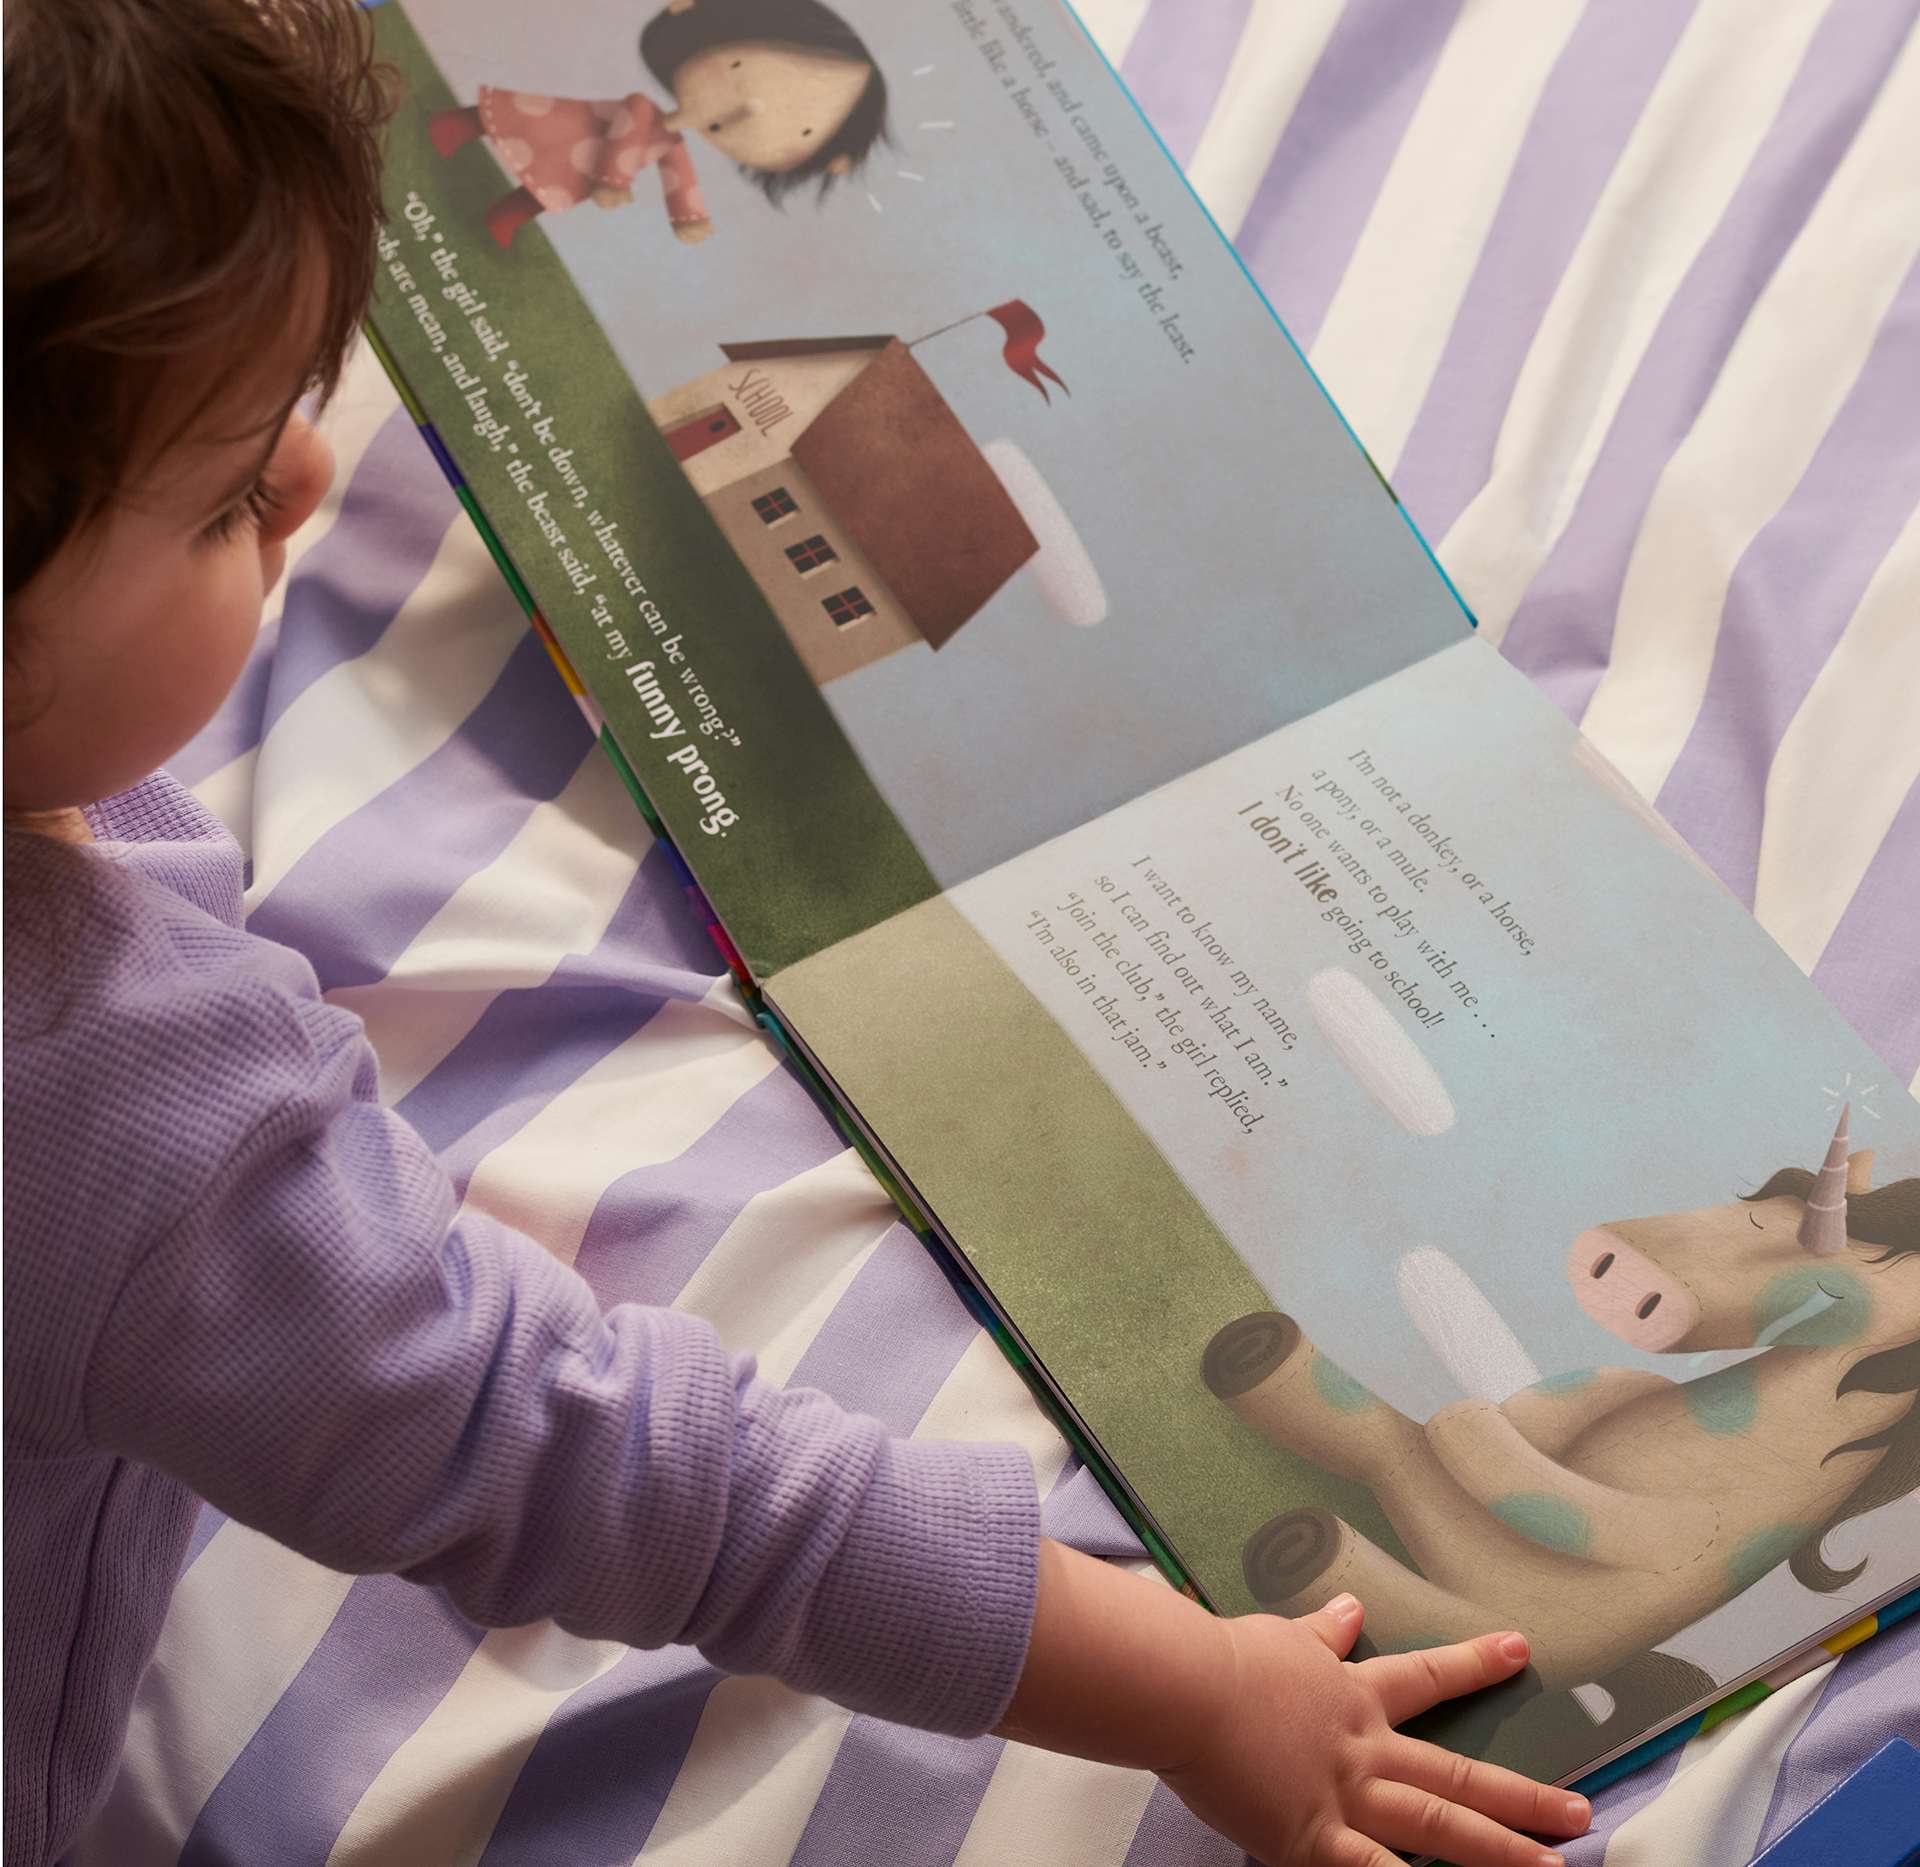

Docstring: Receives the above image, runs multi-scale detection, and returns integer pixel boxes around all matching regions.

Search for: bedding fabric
[71,0,1918,1860]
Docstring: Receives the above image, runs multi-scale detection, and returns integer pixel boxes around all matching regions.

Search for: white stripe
[244,522,527,907]
[1602,1663,1831,1866]
[1183,0,1349,238]
[914,1328,1073,1497]
[672,1149,900,1388]
[1442,0,1833,644]
[1756,509,1920,971]
[271,343,410,623]
[1309,0,1585,475]
[189,349,407,850]
[1075,0,1153,67]
[456,991,782,1264]
[632,1681,854,1867]
[192,744,260,855]
[1580,30,1920,800]
[71,1526,355,1865]
[325,1627,627,1867]
[330,746,662,1103]
[950,1740,1159,1867]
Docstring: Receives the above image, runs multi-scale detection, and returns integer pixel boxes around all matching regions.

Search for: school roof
[777,339,1038,649]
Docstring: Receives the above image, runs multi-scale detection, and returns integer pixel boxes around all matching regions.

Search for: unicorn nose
[1568,1229,1698,1351]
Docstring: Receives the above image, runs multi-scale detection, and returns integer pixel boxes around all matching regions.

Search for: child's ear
[827,153,854,176]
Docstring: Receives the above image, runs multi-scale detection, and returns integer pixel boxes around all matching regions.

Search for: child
[1,4,1590,1864]
[430,0,888,248]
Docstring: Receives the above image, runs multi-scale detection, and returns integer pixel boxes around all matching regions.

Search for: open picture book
[360,0,1920,1794]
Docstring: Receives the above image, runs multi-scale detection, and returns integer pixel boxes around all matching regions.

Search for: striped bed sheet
[75,0,1918,1861]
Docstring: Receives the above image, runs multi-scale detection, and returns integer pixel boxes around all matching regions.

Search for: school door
[661,403,742,461]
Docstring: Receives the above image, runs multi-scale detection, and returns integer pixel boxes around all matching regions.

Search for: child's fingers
[1299,1591,1366,1657]
[1360,1780,1565,1867]
[1313,1827,1402,1867]
[1385,1737,1589,1840]
[1356,1631,1529,1725]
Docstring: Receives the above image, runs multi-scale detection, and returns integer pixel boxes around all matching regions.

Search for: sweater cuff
[801,1436,1041,1737]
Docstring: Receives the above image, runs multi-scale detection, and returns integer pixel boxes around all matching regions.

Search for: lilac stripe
[1232,0,1463,350]
[1655,259,1920,901]
[482,1232,981,1863]
[1751,1610,1920,1853]
[246,629,593,991]
[1118,0,1253,169]
[783,1223,980,1425]
[1389,0,1702,542]
[475,1648,722,1867]
[1121,1781,1242,1867]
[789,1720,1006,1867]
[568,1066,840,1310]
[182,1504,227,1573]
[171,411,457,786]
[1039,1458,1140,1558]
[179,1577,481,1865]
[395,853,717,1159]
[1501,0,1920,705]
[1810,781,1920,1079]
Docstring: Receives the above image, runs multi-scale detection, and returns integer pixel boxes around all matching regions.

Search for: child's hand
[591,186,633,209]
[998,1541,1588,1867]
[1162,1597,1587,1865]
[674,216,714,244]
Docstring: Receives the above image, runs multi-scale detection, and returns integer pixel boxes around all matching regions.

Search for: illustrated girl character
[429,0,889,250]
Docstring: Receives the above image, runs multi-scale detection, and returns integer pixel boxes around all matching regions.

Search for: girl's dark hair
[639,0,889,204]
[3,0,390,611]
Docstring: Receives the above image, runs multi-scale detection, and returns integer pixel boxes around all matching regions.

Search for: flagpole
[905,312,987,349]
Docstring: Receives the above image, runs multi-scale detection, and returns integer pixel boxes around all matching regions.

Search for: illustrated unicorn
[1203,1108,1920,1690]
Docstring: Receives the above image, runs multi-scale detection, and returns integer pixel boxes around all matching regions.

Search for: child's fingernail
[1563,1793,1590,1827]
[1326,1593,1360,1619]
[1499,1633,1528,1662]
[1535,1853,1563,1867]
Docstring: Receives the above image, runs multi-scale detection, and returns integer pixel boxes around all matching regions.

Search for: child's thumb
[1301,1593,1365,1656]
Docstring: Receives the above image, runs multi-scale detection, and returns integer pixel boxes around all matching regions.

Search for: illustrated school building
[646,334,1105,686]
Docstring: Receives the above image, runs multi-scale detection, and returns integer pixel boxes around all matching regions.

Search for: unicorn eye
[1748,1212,1764,1230]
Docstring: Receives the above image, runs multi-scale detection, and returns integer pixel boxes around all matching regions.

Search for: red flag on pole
[987,300,1069,403]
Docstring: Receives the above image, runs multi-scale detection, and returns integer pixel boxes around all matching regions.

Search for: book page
[364,0,1468,975]
[768,638,1920,1781]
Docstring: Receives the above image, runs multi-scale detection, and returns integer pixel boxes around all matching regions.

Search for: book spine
[1568,1584,1920,1797]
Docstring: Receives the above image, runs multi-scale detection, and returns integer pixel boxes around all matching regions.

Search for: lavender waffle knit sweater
[2,774,1039,1865]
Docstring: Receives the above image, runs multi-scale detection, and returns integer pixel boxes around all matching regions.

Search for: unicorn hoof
[1204,1311,1302,1398]
[1244,1507,1339,1605]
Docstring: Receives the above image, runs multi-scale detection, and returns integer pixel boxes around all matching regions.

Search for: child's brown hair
[3,0,390,601]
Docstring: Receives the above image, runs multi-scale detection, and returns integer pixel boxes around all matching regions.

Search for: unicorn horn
[1798,1104,1851,1256]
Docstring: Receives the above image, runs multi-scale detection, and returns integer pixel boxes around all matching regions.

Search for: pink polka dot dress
[474,89,706,238]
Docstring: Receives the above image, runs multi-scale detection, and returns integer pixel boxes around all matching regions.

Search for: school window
[753,487,798,525]
[823,586,874,627]
[785,534,838,575]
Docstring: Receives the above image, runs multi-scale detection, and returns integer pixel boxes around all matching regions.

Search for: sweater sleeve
[77,995,1040,1738]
